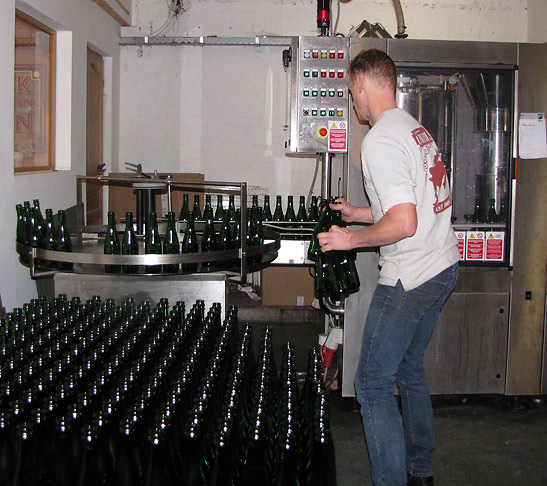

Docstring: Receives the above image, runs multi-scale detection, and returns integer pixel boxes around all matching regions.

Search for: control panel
[286,36,350,154]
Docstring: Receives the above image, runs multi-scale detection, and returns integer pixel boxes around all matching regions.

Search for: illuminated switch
[337,110,344,117]
[329,70,336,78]
[338,70,344,78]
[329,110,335,117]
[312,70,319,78]
[320,110,327,116]
[321,70,327,78]
[312,50,319,58]
[312,90,318,97]
[321,50,328,59]
[303,89,310,97]
[321,90,327,97]
[311,109,318,116]
[303,70,310,77]
[338,51,344,59]
[303,109,310,116]
[337,90,344,97]
[329,90,335,97]
[304,50,311,59]
[329,50,336,59]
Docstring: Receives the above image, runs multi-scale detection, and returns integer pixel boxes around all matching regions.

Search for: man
[317,49,460,486]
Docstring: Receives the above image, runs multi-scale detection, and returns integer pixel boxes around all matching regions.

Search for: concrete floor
[331,392,547,486]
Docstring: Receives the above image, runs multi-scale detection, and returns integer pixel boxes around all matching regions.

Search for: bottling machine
[285,36,547,396]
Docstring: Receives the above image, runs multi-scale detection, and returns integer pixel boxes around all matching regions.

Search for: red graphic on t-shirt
[411,127,433,148]
[429,152,452,214]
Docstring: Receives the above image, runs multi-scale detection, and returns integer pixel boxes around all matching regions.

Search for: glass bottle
[263,195,273,221]
[122,212,139,274]
[179,193,191,222]
[218,211,235,268]
[203,194,214,221]
[33,199,46,239]
[227,195,237,223]
[272,195,284,222]
[192,194,202,221]
[144,211,162,274]
[201,210,218,268]
[55,210,73,271]
[308,196,319,223]
[44,209,56,250]
[487,198,498,223]
[285,196,297,227]
[104,211,121,273]
[163,211,180,273]
[181,214,199,272]
[297,195,308,227]
[16,204,27,244]
[215,195,224,222]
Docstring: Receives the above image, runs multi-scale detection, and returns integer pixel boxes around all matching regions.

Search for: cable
[149,0,183,37]
[307,154,321,213]
[332,0,341,36]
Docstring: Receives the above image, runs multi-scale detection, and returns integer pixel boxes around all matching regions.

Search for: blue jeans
[354,263,459,486]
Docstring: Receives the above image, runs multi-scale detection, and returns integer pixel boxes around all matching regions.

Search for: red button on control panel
[319,127,328,137]
[312,51,319,58]
[329,71,336,78]
[329,51,336,59]
[338,71,344,78]
[321,70,327,78]
[338,51,344,59]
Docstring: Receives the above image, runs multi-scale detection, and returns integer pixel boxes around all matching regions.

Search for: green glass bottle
[122,212,139,273]
[250,207,264,265]
[285,195,297,228]
[203,194,214,221]
[214,195,224,222]
[308,196,319,223]
[179,193,191,222]
[251,195,260,219]
[218,211,235,268]
[163,211,180,273]
[192,194,202,221]
[181,214,198,272]
[28,207,45,266]
[104,211,121,273]
[297,195,308,228]
[272,195,284,222]
[263,195,273,221]
[16,204,27,244]
[145,211,162,274]
[43,208,56,268]
[33,199,46,239]
[55,210,73,271]
[201,210,218,268]
[227,195,237,223]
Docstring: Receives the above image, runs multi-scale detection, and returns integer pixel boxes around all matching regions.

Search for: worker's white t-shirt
[361,108,460,290]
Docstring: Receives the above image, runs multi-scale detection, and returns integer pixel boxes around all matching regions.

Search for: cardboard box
[107,172,204,220]
[261,265,315,307]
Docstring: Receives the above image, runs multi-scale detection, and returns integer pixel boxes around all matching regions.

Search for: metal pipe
[392,0,407,39]
[321,152,332,199]
[322,296,345,315]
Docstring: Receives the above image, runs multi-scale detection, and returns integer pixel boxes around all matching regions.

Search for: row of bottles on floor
[0,295,336,486]
[179,194,320,227]
[307,198,360,301]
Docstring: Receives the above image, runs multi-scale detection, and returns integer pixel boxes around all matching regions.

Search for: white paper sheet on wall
[518,113,547,159]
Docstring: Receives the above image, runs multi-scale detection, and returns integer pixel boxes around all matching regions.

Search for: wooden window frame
[14,9,57,173]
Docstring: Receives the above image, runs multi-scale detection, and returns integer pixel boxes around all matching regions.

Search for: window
[14,10,56,172]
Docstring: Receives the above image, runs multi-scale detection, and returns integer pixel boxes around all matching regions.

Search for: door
[86,47,104,225]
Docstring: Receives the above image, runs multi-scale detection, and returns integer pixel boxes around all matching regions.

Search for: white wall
[0,0,122,311]
[118,0,536,200]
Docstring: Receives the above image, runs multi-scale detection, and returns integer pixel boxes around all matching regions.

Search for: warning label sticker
[328,120,347,152]
[485,232,504,261]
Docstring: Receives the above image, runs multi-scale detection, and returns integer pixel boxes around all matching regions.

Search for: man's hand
[317,225,354,252]
[329,197,373,224]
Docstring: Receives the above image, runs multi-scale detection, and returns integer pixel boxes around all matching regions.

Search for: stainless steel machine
[286,36,547,396]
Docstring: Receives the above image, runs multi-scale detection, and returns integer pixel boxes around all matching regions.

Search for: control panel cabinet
[286,36,350,154]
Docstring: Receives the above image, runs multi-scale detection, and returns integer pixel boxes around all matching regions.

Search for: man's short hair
[349,49,397,90]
